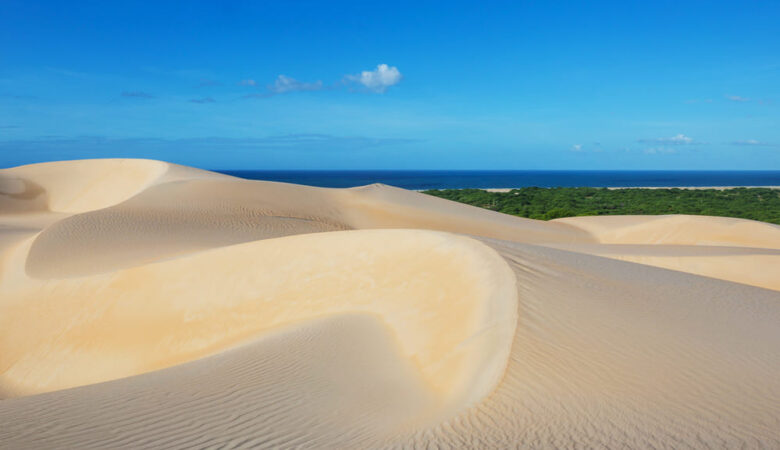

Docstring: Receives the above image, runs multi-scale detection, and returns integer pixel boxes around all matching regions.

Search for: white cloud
[269,75,323,94]
[571,144,582,152]
[664,134,693,144]
[241,66,401,99]
[638,134,695,144]
[731,139,775,147]
[725,95,750,102]
[644,146,677,155]
[346,64,402,93]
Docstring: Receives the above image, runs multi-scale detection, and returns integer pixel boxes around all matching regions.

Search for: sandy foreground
[0,159,779,449]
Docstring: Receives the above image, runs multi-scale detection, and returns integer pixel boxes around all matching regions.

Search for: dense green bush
[423,187,780,225]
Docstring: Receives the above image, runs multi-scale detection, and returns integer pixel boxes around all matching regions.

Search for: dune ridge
[2,228,518,410]
[1,159,779,448]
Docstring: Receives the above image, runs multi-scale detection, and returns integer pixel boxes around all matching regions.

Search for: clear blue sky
[1,0,779,169]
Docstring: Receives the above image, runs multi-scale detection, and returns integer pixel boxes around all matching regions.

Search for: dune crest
[555,214,780,249]
[2,228,518,417]
[553,215,780,290]
[0,158,226,214]
[1,159,779,448]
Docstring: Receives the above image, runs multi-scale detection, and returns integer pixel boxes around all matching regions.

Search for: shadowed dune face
[1,159,779,448]
[0,176,48,213]
[343,183,596,244]
[25,179,351,278]
[24,175,593,279]
[400,242,780,448]
[542,243,780,291]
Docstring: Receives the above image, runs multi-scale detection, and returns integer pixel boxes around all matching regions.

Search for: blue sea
[216,170,780,190]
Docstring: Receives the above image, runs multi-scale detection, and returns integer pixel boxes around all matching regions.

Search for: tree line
[423,187,780,225]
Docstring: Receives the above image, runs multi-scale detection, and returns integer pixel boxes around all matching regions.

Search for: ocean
[216,170,780,190]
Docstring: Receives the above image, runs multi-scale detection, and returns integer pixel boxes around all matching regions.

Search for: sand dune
[553,215,780,290]
[0,159,222,214]
[541,243,780,291]
[555,214,780,249]
[1,159,779,448]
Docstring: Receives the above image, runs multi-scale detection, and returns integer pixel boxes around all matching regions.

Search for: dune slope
[553,215,780,290]
[1,159,779,448]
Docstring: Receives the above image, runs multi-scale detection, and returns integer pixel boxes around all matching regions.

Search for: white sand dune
[552,215,780,290]
[1,159,779,448]
[554,214,780,249]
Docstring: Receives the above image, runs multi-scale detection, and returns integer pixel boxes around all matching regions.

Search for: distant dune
[1,159,779,448]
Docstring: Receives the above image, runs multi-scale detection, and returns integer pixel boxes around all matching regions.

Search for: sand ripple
[1,159,779,448]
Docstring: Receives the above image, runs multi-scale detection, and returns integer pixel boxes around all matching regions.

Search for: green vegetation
[423,187,780,225]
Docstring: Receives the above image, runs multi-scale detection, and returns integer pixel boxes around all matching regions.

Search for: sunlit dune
[554,214,780,249]
[1,159,779,448]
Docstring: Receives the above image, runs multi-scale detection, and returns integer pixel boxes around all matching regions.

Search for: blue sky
[1,1,779,169]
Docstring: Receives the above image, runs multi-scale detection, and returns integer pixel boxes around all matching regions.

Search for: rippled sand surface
[1,159,779,448]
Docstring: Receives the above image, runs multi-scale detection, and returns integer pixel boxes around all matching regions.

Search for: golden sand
[1,159,778,448]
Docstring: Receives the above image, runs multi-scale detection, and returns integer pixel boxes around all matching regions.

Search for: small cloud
[725,95,750,102]
[345,63,402,93]
[121,91,155,99]
[638,134,696,144]
[189,97,216,104]
[242,75,324,99]
[269,75,323,94]
[196,79,221,87]
[238,79,257,86]
[570,143,605,153]
[644,147,677,155]
[730,139,775,147]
